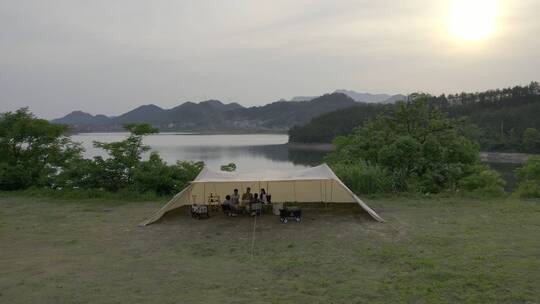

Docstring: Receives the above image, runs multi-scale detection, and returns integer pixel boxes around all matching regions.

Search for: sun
[449,0,499,41]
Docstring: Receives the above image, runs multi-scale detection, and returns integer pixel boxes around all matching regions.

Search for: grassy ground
[1,195,539,304]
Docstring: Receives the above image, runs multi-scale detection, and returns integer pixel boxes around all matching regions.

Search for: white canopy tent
[140,164,384,225]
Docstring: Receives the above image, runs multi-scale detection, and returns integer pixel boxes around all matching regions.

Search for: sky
[1,0,539,119]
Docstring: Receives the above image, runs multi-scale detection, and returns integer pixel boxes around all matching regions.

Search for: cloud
[0,0,538,118]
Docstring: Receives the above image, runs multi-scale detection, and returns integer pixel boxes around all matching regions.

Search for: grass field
[1,194,539,304]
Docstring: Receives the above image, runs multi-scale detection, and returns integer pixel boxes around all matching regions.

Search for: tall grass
[330,162,392,194]
[0,187,166,202]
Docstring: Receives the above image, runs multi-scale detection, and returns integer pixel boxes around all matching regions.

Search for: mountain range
[52,91,406,133]
[291,90,405,103]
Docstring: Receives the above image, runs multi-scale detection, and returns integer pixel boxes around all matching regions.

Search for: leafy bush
[326,96,481,194]
[56,125,204,196]
[170,161,205,189]
[0,108,82,190]
[0,109,205,197]
[331,162,392,194]
[53,158,105,190]
[0,163,32,190]
[514,157,540,198]
[132,153,203,195]
[132,153,176,195]
[522,128,540,153]
[91,123,159,191]
[459,165,506,197]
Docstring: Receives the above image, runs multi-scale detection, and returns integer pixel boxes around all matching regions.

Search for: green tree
[92,123,158,191]
[132,153,204,195]
[459,165,506,197]
[514,156,540,198]
[0,108,82,190]
[327,97,494,194]
[522,128,540,152]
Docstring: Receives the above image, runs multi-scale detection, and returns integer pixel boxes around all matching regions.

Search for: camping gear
[191,204,209,220]
[208,194,220,204]
[272,202,283,215]
[140,164,384,225]
[207,194,221,210]
[279,206,302,223]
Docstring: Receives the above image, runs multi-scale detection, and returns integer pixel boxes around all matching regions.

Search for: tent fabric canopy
[194,164,343,182]
[140,164,384,226]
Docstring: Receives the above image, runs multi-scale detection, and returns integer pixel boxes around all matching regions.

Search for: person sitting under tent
[221,194,231,212]
[241,187,253,212]
[231,189,240,206]
[250,193,262,216]
[221,195,239,217]
[260,188,270,204]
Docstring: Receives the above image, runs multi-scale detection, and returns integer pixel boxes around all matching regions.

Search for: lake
[73,133,519,190]
[72,133,327,172]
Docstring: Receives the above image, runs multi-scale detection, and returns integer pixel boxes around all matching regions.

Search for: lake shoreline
[287,142,336,152]
[69,130,288,136]
[287,142,535,164]
[479,152,533,164]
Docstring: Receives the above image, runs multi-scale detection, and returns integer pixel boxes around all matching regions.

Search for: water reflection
[72,133,326,171]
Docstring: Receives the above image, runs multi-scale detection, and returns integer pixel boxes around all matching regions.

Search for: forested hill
[289,82,540,153]
[288,103,389,143]
[52,93,357,133]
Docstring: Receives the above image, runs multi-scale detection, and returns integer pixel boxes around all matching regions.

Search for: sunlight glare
[449,0,498,41]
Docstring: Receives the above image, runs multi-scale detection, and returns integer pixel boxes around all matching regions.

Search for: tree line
[289,82,540,153]
[1,102,538,199]
[325,96,540,197]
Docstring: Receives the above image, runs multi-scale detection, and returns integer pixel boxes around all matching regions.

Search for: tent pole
[293,181,297,202]
[330,180,334,203]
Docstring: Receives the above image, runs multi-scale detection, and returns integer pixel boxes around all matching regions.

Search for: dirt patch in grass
[1,196,539,303]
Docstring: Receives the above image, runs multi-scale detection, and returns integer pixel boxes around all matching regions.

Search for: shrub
[132,153,176,195]
[92,123,159,191]
[132,154,204,196]
[0,110,205,197]
[326,96,481,194]
[52,158,105,190]
[0,108,82,190]
[459,165,506,197]
[514,157,540,198]
[331,162,392,194]
[170,161,205,190]
[0,163,32,190]
[523,128,540,153]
